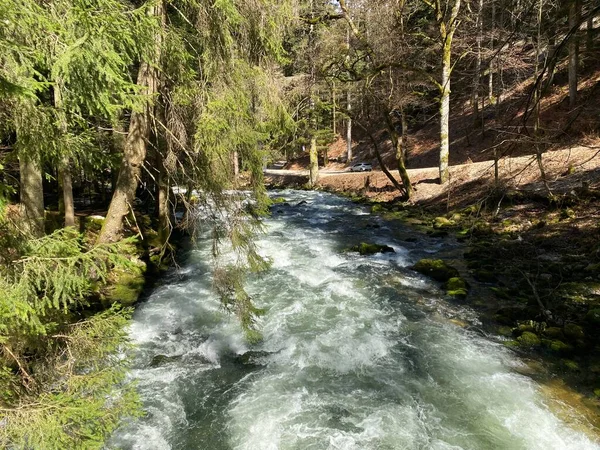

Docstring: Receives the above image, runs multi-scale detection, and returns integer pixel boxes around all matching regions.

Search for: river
[109,190,600,450]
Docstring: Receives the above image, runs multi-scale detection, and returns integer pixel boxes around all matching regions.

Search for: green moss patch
[412,259,459,282]
[446,277,469,298]
[349,242,395,255]
[103,260,147,307]
[517,331,541,347]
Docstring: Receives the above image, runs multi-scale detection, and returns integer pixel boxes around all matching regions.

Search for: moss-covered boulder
[103,260,147,306]
[494,307,526,325]
[560,359,580,372]
[543,327,564,340]
[563,323,585,341]
[149,354,182,368]
[586,308,600,324]
[474,269,497,283]
[349,242,395,255]
[82,215,105,234]
[371,203,386,213]
[544,339,574,354]
[517,331,541,347]
[433,216,454,229]
[446,277,469,298]
[498,326,513,337]
[412,259,459,282]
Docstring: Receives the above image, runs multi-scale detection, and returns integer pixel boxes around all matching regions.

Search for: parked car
[350,162,373,172]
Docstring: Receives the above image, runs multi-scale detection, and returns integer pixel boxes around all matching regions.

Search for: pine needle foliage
[0,208,140,448]
[152,0,295,337]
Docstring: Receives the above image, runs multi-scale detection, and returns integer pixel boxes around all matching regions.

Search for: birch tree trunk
[346,27,353,163]
[434,0,461,184]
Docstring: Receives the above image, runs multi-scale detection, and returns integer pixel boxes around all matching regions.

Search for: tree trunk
[54,81,75,227]
[309,136,319,187]
[332,81,337,136]
[233,150,240,178]
[97,3,163,244]
[471,0,483,122]
[362,126,404,194]
[19,156,45,237]
[156,152,170,245]
[58,162,75,227]
[345,27,353,164]
[439,42,451,184]
[436,0,461,184]
[568,0,580,108]
[384,112,412,198]
[400,106,408,165]
[533,0,551,194]
[488,0,495,102]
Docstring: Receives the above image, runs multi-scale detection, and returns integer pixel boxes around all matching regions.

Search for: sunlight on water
[109,190,600,450]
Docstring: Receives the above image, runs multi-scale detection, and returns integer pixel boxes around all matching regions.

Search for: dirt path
[267,146,600,209]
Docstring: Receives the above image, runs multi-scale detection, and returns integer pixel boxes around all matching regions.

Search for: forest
[1,0,600,448]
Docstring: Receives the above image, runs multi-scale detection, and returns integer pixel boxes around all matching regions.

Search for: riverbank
[265,147,600,418]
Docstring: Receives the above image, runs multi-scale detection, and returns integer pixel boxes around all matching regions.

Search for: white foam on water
[110,190,600,450]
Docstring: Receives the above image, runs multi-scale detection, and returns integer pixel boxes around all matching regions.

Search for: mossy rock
[433,216,454,229]
[149,354,182,368]
[586,309,600,324]
[371,203,386,213]
[382,211,406,220]
[517,331,541,347]
[412,259,459,282]
[563,323,585,341]
[544,339,574,354]
[497,326,513,337]
[494,307,526,325]
[474,269,497,283]
[490,286,511,300]
[44,211,65,234]
[543,327,564,340]
[104,261,147,306]
[349,242,395,255]
[513,323,536,336]
[594,389,600,398]
[446,277,469,298]
[560,359,580,372]
[82,215,105,234]
[471,221,493,236]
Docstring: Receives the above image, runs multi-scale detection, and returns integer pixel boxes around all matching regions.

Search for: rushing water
[110,190,600,450]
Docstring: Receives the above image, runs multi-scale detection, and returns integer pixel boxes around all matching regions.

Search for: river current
[110,190,600,450]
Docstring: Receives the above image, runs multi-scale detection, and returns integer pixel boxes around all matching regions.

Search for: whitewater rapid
[110,190,600,450]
